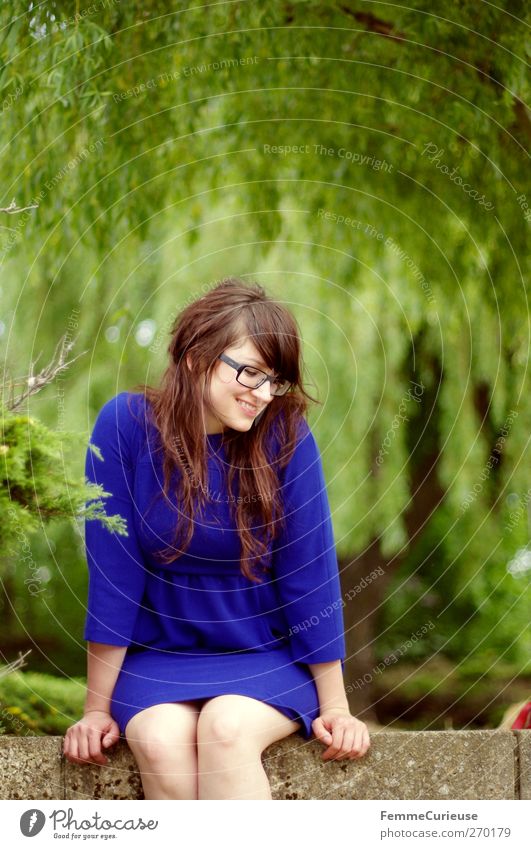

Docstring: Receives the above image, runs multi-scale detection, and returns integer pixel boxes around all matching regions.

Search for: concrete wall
[1,730,529,800]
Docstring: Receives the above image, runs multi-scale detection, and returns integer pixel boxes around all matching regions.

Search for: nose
[251,380,273,403]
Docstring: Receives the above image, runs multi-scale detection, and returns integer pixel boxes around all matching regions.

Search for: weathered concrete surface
[0,730,527,800]
[263,730,516,800]
[0,737,64,799]
[515,730,531,800]
[65,745,143,801]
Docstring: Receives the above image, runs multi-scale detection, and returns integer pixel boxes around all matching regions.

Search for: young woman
[63,278,370,799]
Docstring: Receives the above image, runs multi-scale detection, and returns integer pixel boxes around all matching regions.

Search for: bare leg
[197,695,301,800]
[125,700,205,799]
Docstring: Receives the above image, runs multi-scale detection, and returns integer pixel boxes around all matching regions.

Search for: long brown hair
[130,277,319,583]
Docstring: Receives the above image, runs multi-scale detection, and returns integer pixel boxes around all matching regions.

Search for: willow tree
[1,0,529,715]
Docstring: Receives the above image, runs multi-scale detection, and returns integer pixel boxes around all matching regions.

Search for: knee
[126,722,196,765]
[197,708,265,759]
[198,710,242,745]
[127,731,166,764]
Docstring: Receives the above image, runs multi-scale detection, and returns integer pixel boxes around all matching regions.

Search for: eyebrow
[245,357,270,369]
[245,357,281,377]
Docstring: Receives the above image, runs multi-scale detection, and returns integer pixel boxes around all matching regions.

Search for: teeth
[238,400,257,412]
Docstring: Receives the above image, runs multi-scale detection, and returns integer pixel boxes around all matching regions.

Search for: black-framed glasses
[218,353,292,396]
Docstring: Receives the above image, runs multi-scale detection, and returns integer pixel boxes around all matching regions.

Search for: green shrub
[372,655,531,729]
[0,671,86,735]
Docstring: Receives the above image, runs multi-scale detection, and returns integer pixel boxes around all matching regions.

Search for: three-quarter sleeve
[271,420,347,666]
[83,393,147,646]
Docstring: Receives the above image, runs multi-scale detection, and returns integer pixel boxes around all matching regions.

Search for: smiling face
[199,336,277,434]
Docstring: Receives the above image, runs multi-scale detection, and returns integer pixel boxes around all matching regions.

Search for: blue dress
[83,392,346,739]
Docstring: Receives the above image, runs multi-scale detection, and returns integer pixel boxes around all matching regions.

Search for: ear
[185,353,192,371]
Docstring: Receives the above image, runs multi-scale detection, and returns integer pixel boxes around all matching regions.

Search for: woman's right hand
[63,710,121,766]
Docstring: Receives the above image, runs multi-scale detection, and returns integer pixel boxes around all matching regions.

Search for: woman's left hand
[311,708,371,760]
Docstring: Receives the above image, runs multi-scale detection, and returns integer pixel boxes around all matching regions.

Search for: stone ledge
[0,730,529,800]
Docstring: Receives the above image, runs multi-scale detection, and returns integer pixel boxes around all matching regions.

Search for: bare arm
[308,659,370,760]
[84,642,128,713]
[307,659,349,712]
[63,642,128,765]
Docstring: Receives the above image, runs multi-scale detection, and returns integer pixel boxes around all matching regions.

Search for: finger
[322,722,346,761]
[335,726,356,760]
[360,727,372,756]
[66,734,81,764]
[82,718,108,763]
[75,730,92,763]
[88,729,108,765]
[323,724,346,760]
[65,729,99,766]
[354,724,367,754]
[349,726,370,759]
[312,718,333,746]
[102,722,120,747]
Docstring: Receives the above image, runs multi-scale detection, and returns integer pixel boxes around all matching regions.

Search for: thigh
[125,700,205,755]
[198,695,301,753]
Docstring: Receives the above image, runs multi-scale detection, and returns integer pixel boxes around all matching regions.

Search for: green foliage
[0,670,86,735]
[0,402,128,561]
[372,656,531,729]
[0,0,529,695]
[377,504,531,666]
[2,520,96,679]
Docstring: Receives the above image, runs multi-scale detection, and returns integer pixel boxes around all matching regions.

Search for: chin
[231,420,254,432]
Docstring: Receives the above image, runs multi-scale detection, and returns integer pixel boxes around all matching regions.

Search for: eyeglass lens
[238,366,289,395]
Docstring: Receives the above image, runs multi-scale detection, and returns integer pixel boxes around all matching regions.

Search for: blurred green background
[0,0,529,733]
